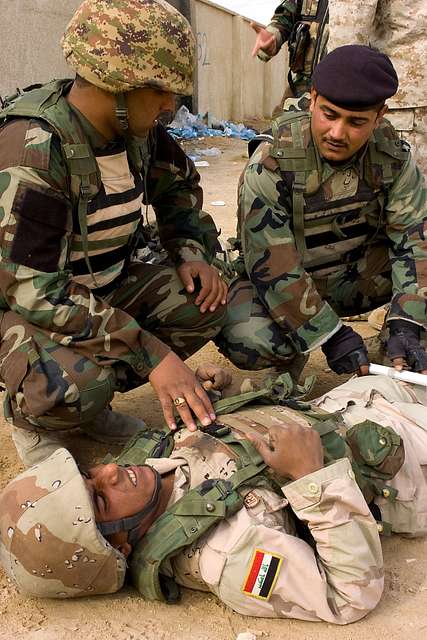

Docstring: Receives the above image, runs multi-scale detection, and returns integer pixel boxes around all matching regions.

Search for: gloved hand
[322,325,369,374]
[387,320,427,372]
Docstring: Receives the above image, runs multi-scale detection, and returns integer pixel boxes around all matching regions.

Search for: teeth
[127,468,137,486]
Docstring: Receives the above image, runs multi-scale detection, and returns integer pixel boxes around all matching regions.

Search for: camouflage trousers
[216,244,391,371]
[387,106,427,177]
[0,263,225,435]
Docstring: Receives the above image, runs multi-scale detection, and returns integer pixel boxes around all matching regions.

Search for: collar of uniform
[315,140,369,181]
[146,457,189,508]
[68,102,125,154]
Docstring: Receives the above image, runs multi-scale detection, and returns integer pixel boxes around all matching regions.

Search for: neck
[66,81,119,140]
[137,471,175,537]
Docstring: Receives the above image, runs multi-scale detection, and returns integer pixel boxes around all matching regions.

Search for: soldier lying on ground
[0,0,228,468]
[217,45,427,381]
[1,368,426,624]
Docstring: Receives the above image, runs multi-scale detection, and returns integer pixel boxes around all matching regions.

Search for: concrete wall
[0,0,287,120]
[193,0,287,120]
[0,0,82,98]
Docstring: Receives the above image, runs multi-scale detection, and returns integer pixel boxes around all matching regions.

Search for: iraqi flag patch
[242,549,283,600]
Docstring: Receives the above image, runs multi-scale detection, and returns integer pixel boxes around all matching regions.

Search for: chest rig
[268,111,408,273]
[0,80,150,286]
[106,374,404,603]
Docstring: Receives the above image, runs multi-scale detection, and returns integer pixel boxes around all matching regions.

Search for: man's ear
[309,89,318,113]
[375,104,388,127]
[117,542,133,558]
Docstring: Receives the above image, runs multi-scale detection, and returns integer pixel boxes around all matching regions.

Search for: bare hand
[248,423,324,480]
[149,352,216,431]
[195,363,233,391]
[391,357,427,375]
[251,22,277,57]
[177,261,227,313]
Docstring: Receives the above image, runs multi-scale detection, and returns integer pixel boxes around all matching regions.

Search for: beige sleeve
[196,459,384,624]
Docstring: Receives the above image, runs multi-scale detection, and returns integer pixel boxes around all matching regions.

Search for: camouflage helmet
[61,0,195,95]
[0,448,126,598]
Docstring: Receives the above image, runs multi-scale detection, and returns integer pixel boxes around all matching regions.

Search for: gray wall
[0,0,287,119]
[0,0,82,98]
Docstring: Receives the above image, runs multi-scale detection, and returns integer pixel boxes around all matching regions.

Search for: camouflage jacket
[237,111,427,353]
[128,420,383,623]
[328,0,427,109]
[260,0,329,95]
[0,81,220,379]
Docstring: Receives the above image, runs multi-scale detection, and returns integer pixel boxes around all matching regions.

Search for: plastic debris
[210,200,226,206]
[236,633,257,640]
[168,105,256,141]
[194,160,210,167]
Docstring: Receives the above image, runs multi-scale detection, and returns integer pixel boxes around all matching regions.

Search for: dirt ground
[1,136,426,640]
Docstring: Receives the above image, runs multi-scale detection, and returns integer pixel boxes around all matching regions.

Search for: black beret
[312,45,398,110]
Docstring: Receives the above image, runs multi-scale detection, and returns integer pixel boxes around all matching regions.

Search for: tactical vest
[0,81,153,288]
[287,0,329,95]
[108,376,404,603]
[0,80,106,283]
[251,111,409,278]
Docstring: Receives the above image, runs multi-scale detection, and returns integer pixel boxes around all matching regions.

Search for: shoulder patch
[0,118,54,171]
[241,548,283,600]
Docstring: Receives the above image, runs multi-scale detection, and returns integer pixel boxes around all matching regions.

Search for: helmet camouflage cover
[0,448,126,598]
[61,0,195,95]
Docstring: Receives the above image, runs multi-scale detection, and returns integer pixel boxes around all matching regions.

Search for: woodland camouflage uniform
[217,110,427,371]
[0,0,224,439]
[258,0,329,107]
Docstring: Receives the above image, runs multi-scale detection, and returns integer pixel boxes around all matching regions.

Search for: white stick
[368,363,427,387]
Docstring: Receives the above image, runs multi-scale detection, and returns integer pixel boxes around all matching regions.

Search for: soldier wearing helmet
[0,0,228,467]
[2,369,427,622]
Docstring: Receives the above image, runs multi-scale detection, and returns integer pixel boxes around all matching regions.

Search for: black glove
[387,320,427,372]
[322,325,369,374]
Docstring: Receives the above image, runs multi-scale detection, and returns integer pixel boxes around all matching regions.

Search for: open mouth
[126,468,137,486]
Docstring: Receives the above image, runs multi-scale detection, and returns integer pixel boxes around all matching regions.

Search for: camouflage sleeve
[257,0,299,62]
[0,119,170,378]
[385,156,427,329]
[238,146,342,353]
[202,459,383,623]
[146,124,219,265]
[328,0,378,51]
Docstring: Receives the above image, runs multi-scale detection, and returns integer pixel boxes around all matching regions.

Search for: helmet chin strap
[115,92,129,131]
[97,465,162,547]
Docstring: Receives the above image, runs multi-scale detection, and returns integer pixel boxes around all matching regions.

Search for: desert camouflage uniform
[259,0,329,107]
[2,375,427,611]
[0,95,224,434]
[217,111,427,371]
[328,0,427,175]
[132,375,427,616]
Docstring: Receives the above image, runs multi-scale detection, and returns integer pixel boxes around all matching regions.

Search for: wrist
[389,319,420,337]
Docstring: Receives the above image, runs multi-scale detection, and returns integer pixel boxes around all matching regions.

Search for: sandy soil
[1,136,426,640]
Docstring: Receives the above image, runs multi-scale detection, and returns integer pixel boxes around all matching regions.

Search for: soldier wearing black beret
[218,45,427,387]
[312,44,398,110]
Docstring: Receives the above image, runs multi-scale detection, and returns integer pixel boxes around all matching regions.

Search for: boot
[81,407,147,445]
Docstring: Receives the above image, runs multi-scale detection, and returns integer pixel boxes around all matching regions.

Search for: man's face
[125,87,176,136]
[83,463,157,548]
[309,90,387,163]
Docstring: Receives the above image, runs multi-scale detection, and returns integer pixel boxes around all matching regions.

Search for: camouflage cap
[0,448,126,598]
[61,0,195,95]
